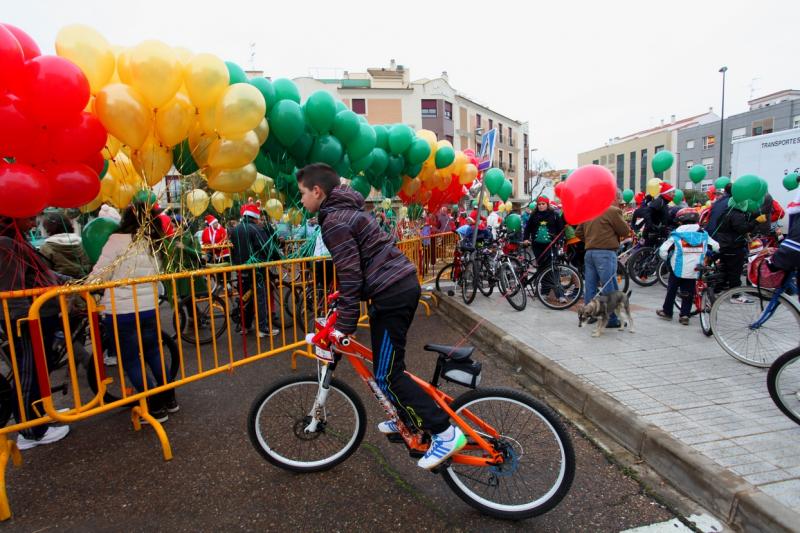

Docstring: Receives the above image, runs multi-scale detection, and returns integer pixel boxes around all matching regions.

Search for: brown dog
[578,290,635,337]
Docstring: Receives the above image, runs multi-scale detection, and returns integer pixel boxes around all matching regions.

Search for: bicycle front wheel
[435,262,455,293]
[767,347,800,425]
[627,247,659,287]
[442,388,575,520]
[710,288,800,367]
[461,260,478,305]
[248,375,366,473]
[498,261,526,311]
[536,264,583,310]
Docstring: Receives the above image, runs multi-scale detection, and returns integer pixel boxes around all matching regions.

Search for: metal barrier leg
[421,291,438,307]
[290,346,315,370]
[0,434,22,521]
[131,399,173,461]
[417,298,432,317]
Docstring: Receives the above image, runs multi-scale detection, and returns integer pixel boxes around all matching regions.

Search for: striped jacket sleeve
[322,213,364,334]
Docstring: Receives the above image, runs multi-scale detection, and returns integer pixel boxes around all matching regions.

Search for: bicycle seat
[424,344,475,361]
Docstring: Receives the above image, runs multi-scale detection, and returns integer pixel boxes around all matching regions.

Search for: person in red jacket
[201,215,230,263]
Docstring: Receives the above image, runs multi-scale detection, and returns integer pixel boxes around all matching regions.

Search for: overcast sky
[6,0,798,169]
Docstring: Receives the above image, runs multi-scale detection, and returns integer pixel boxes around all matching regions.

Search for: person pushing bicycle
[296,163,466,470]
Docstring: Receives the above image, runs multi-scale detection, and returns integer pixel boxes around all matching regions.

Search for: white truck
[730,129,800,223]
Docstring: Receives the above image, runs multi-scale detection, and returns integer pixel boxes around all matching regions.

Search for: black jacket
[230,220,281,265]
[645,196,672,230]
[524,208,564,243]
[713,203,756,250]
[706,193,731,237]
[771,218,800,271]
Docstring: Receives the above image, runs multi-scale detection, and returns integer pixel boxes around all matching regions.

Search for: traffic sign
[477,128,497,172]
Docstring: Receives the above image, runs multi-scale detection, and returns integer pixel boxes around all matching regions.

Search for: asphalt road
[4,309,676,532]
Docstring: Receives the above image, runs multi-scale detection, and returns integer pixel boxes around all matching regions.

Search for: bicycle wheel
[498,261,526,311]
[627,247,659,287]
[442,388,575,520]
[176,294,228,345]
[710,288,800,367]
[461,260,478,305]
[248,375,366,473]
[536,264,583,310]
[478,259,494,297]
[285,285,325,333]
[616,260,630,293]
[699,288,715,337]
[435,263,455,293]
[657,260,670,288]
[767,347,800,425]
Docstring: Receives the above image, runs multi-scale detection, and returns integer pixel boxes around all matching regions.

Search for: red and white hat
[659,182,675,197]
[240,204,260,219]
[205,215,218,225]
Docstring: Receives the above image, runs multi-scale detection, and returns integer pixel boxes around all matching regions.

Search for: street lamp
[718,66,728,178]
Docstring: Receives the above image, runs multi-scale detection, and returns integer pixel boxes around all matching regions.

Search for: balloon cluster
[729,174,768,213]
[0,24,104,217]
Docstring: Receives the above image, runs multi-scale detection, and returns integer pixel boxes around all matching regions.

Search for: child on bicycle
[656,208,719,325]
[296,163,466,470]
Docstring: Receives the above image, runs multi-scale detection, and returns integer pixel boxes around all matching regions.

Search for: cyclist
[767,212,800,273]
[297,163,466,470]
[642,183,675,246]
[523,196,564,267]
[656,208,719,325]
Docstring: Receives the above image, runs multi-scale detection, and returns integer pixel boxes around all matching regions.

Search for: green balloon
[386,155,404,179]
[357,114,368,124]
[82,217,120,264]
[405,138,431,165]
[334,154,351,178]
[385,209,394,219]
[351,152,374,173]
[254,150,271,175]
[225,61,248,85]
[261,134,285,161]
[434,145,455,169]
[288,131,314,162]
[651,150,675,174]
[388,124,414,155]
[366,170,384,188]
[715,176,731,191]
[756,176,768,199]
[332,110,360,145]
[622,188,634,203]
[369,148,389,176]
[672,189,684,204]
[731,174,761,202]
[783,172,799,191]
[688,164,707,184]
[173,140,199,175]
[249,77,276,114]
[374,125,389,151]
[498,179,513,202]
[334,100,347,113]
[268,100,305,146]
[404,162,422,179]
[99,158,109,179]
[304,90,337,134]
[471,199,478,208]
[382,176,402,198]
[309,135,343,167]
[505,213,521,231]
[484,168,505,195]
[528,202,536,209]
[350,175,372,199]
[133,189,157,206]
[347,123,376,161]
[408,203,423,220]
[272,78,301,103]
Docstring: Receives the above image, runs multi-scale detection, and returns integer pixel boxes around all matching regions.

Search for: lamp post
[718,66,728,178]
[528,148,538,199]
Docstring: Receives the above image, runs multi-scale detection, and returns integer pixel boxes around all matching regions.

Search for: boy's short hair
[43,212,74,236]
[296,163,341,196]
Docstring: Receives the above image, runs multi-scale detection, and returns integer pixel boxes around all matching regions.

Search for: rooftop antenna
[249,42,256,71]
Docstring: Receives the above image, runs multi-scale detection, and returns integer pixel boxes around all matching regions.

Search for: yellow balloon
[101,175,136,209]
[505,200,513,212]
[215,84,266,138]
[417,129,438,156]
[252,173,268,194]
[133,136,173,186]
[646,178,662,197]
[436,139,454,152]
[155,92,194,146]
[210,191,233,213]
[287,207,303,225]
[188,123,217,167]
[435,171,449,191]
[173,46,193,68]
[265,198,284,221]
[95,83,152,149]
[102,134,121,160]
[206,163,257,193]
[452,151,468,176]
[459,163,478,185]
[79,190,104,213]
[254,118,269,146]
[198,102,218,133]
[128,40,182,108]
[208,130,260,170]
[419,159,436,182]
[185,189,210,217]
[116,48,132,85]
[381,198,392,209]
[55,24,115,94]
[108,152,143,187]
[402,176,421,195]
[399,206,408,219]
[483,195,493,211]
[184,53,229,109]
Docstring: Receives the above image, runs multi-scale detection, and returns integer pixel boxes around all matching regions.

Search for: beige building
[577,111,718,193]
[292,61,530,200]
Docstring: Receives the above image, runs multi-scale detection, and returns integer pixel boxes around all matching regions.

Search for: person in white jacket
[656,208,719,325]
[89,203,177,422]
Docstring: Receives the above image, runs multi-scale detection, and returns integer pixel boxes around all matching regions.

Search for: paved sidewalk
[430,281,800,523]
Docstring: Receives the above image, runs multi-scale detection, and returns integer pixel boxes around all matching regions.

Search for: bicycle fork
[304,362,336,434]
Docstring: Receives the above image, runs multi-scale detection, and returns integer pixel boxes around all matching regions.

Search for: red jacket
[202,225,230,260]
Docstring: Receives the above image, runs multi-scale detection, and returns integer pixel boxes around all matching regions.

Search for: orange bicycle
[247,292,575,519]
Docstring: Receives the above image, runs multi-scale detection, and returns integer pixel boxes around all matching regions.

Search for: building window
[629,151,636,189]
[488,118,493,131]
[703,135,716,149]
[523,133,528,147]
[685,160,694,169]
[616,154,624,189]
[640,149,648,191]
[445,135,453,144]
[655,145,665,153]
[352,99,366,115]
[686,139,695,149]
[498,123,503,143]
[165,175,181,204]
[752,118,773,136]
[592,159,599,165]
[731,127,746,140]
[793,115,800,129]
[443,101,452,120]
[508,152,513,170]
[421,99,437,118]
[476,113,482,130]
[508,126,513,146]
[702,157,714,171]
[498,150,503,168]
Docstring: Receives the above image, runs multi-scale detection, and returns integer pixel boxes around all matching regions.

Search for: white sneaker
[417,425,467,470]
[103,354,118,366]
[16,425,70,450]
[558,296,568,303]
[730,295,754,304]
[258,327,280,338]
[377,420,400,434]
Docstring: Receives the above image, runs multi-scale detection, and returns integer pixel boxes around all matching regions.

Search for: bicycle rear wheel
[176,294,228,345]
[710,288,800,367]
[478,260,494,297]
[248,375,366,472]
[657,260,670,288]
[498,261,526,311]
[767,347,800,425]
[627,247,659,287]
[536,264,583,310]
[435,263,455,293]
[461,260,478,305]
[442,388,575,520]
[699,288,715,337]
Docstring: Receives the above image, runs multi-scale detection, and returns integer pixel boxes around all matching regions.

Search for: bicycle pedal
[385,433,405,444]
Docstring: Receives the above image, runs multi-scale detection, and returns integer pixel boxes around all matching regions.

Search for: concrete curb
[435,295,800,533]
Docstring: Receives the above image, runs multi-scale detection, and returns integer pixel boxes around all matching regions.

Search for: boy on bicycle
[296,163,466,469]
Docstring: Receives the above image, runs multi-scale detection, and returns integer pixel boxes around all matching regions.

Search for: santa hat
[205,215,218,225]
[240,204,260,219]
[659,182,675,197]
[536,196,550,205]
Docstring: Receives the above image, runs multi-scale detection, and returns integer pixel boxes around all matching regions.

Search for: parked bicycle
[247,292,575,520]
[673,263,725,336]
[473,234,526,311]
[518,243,583,310]
[767,345,800,426]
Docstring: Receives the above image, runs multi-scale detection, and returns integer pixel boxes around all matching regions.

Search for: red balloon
[0,93,38,158]
[48,112,107,163]
[0,163,50,217]
[1,24,40,61]
[82,151,106,176]
[20,55,90,126]
[560,165,616,225]
[398,189,411,205]
[554,181,565,198]
[46,163,101,208]
[0,25,24,93]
